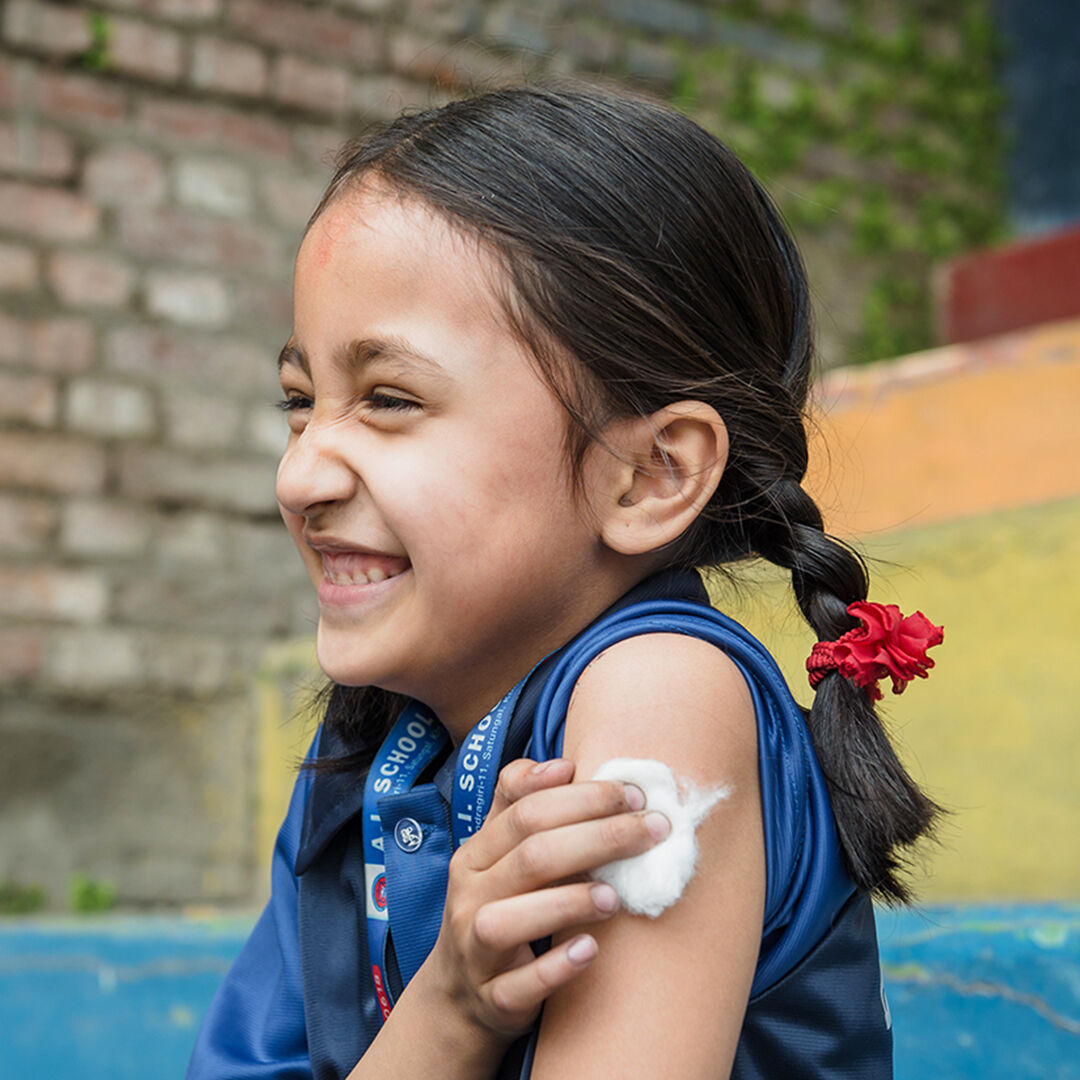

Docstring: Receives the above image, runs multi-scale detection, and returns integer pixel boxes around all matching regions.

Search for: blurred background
[0,0,1077,1076]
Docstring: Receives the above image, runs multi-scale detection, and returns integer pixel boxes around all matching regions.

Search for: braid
[756,478,940,903]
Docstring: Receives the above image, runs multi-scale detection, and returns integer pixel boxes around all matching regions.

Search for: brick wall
[0,0,1003,907]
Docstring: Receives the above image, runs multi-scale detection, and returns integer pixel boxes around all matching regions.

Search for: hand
[421,757,671,1043]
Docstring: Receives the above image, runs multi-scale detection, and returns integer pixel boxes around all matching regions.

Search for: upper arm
[531,633,764,1079]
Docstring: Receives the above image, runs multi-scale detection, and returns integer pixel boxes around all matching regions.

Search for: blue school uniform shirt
[188,570,892,1079]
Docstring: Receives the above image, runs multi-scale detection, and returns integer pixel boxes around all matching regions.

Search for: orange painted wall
[806,318,1080,538]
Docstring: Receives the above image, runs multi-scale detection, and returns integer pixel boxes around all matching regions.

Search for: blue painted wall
[2,905,1077,1079]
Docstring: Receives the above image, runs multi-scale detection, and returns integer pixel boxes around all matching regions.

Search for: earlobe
[600,402,728,557]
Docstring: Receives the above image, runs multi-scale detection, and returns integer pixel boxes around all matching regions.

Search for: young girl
[188,84,942,1080]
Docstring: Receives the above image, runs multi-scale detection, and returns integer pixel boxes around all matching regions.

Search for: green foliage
[859,275,932,363]
[0,880,47,915]
[671,0,1007,364]
[82,11,111,72]
[69,873,117,914]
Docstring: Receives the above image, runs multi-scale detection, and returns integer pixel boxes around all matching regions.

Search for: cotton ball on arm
[589,758,730,918]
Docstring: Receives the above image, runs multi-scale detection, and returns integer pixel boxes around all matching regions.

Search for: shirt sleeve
[186,754,315,1080]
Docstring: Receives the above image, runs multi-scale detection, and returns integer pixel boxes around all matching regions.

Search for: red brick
[97,0,222,19]
[104,324,274,393]
[163,389,242,448]
[59,497,152,557]
[141,629,232,692]
[47,251,135,308]
[0,430,107,494]
[117,206,279,268]
[228,0,380,64]
[389,33,510,90]
[218,109,295,159]
[273,54,349,116]
[145,269,231,327]
[0,57,14,109]
[106,16,184,83]
[0,242,39,292]
[0,628,45,681]
[245,400,288,456]
[137,97,292,158]
[118,444,278,512]
[83,143,167,207]
[0,181,100,242]
[190,35,268,98]
[152,0,222,20]
[29,318,96,373]
[260,172,326,229]
[0,565,109,624]
[0,311,27,365]
[32,69,128,126]
[175,158,253,218]
[293,123,349,171]
[0,370,58,427]
[349,75,432,122]
[0,493,57,551]
[2,0,92,58]
[340,0,393,13]
[154,508,226,563]
[0,120,76,180]
[234,277,292,329]
[44,627,141,689]
[0,315,94,373]
[65,377,156,438]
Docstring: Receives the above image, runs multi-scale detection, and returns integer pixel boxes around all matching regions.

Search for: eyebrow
[277,336,447,379]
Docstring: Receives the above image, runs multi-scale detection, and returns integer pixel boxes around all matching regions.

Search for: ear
[597,402,728,557]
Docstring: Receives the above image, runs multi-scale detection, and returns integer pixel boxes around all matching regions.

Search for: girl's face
[276,185,627,736]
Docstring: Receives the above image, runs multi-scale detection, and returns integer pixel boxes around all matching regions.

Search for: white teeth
[327,567,370,586]
[323,562,407,587]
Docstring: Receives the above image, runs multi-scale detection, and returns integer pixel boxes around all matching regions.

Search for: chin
[314,626,397,694]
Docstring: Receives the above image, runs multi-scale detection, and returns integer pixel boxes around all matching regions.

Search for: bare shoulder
[562,631,758,789]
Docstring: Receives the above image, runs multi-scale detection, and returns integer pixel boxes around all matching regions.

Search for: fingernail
[567,934,597,965]
[590,882,619,913]
[531,759,560,774]
[624,783,645,811]
[645,812,671,840]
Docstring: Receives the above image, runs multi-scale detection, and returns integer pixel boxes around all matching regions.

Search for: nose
[275,422,359,518]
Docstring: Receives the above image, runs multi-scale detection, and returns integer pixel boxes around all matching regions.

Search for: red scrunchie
[806,601,944,702]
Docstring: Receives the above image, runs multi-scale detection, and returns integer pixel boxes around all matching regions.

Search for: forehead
[299,183,506,307]
[290,184,549,394]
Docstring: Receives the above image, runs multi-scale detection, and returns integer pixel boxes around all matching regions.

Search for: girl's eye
[365,391,420,412]
[274,394,313,412]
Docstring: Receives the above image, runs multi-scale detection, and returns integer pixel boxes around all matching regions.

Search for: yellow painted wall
[710,497,1080,902]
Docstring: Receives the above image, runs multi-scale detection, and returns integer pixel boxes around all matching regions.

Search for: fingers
[465,772,648,871]
[473,881,620,954]
[488,758,575,818]
[490,807,670,894]
[485,934,600,1022]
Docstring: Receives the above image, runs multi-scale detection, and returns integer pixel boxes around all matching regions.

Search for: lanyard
[361,703,448,1022]
[361,672,529,1022]
[449,675,528,847]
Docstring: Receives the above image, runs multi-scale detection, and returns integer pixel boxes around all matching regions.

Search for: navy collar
[295,569,708,876]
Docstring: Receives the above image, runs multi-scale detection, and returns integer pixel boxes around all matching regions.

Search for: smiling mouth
[319,550,411,586]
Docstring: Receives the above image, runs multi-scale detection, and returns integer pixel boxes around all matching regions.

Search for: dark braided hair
[305,83,939,903]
